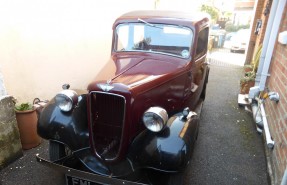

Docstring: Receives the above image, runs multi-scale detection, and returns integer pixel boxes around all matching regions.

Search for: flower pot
[15,109,41,150]
[243,65,253,73]
[240,80,255,94]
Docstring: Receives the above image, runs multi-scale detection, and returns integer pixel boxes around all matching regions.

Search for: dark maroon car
[37,10,210,185]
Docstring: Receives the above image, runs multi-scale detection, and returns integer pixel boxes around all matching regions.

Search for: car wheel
[147,170,185,185]
[49,141,69,161]
[200,82,207,100]
[167,165,191,185]
[200,69,209,100]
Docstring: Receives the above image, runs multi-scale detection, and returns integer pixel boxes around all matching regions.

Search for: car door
[184,27,209,109]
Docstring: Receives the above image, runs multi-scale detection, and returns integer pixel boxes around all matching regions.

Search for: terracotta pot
[15,109,41,150]
[243,67,253,73]
[240,80,255,94]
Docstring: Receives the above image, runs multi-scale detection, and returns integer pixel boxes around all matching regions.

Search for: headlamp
[142,107,168,132]
[55,90,78,112]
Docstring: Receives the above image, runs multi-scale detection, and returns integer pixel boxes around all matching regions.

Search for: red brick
[276,146,283,167]
[282,49,287,60]
[283,129,287,142]
[280,102,285,119]
[275,52,282,62]
[276,72,285,87]
[253,1,287,178]
[280,120,286,134]
[283,119,287,132]
[279,133,287,160]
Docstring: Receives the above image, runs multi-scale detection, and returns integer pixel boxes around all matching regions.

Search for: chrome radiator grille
[90,92,126,159]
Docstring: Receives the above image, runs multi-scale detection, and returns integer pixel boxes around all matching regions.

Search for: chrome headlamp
[55,90,78,112]
[142,107,168,132]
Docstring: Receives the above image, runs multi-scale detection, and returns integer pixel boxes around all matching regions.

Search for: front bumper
[36,154,147,185]
[231,46,246,51]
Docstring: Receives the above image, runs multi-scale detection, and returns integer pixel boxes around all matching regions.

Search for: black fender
[37,94,89,150]
[128,111,199,172]
[37,94,136,177]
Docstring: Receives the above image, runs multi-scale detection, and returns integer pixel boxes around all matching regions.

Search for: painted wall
[0,72,7,97]
[156,0,202,11]
[0,0,155,103]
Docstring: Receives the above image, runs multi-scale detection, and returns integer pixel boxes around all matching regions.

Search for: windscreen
[115,23,193,58]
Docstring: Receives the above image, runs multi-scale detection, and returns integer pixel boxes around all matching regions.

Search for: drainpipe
[251,102,263,132]
[253,0,279,88]
[258,0,287,91]
[248,0,287,149]
[281,167,287,185]
[252,97,274,148]
[260,102,275,148]
[249,0,285,96]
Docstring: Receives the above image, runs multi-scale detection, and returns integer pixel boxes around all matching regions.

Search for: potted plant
[15,103,41,150]
[240,71,256,94]
[243,64,253,73]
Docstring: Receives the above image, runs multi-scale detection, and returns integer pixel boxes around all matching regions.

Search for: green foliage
[225,23,250,32]
[245,71,256,78]
[200,4,219,22]
[251,44,262,72]
[243,64,253,70]
[240,71,256,84]
[15,103,33,111]
[223,12,233,19]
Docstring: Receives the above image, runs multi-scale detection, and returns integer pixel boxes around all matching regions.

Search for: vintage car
[36,10,210,185]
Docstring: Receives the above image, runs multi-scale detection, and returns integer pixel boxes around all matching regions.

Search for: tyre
[200,67,209,100]
[146,169,183,185]
[167,171,185,185]
[167,160,195,185]
[49,141,68,161]
[200,82,207,100]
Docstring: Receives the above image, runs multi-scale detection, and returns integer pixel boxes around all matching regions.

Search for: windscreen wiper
[137,18,163,29]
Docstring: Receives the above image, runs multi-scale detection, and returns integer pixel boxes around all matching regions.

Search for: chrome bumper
[36,154,147,185]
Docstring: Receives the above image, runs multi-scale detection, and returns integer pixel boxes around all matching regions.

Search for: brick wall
[255,0,270,46]
[0,96,23,169]
[265,4,287,185]
[246,0,270,64]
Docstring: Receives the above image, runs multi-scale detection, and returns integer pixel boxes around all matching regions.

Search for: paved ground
[0,141,65,185]
[186,54,269,185]
[207,48,246,67]
[0,49,269,185]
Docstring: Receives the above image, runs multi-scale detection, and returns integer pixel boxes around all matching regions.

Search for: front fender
[37,94,89,150]
[128,111,199,172]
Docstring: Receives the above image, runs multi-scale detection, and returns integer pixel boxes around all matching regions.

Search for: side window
[196,28,209,58]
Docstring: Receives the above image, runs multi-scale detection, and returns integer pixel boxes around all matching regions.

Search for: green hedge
[225,23,250,32]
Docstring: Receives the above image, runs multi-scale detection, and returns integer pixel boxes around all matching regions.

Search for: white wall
[0,0,154,103]
[0,71,7,97]
[234,9,254,25]
[156,0,202,12]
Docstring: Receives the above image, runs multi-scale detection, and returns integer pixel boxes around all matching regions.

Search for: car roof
[113,10,209,30]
